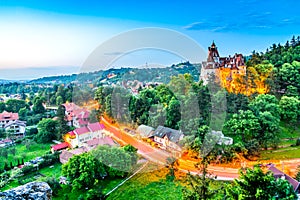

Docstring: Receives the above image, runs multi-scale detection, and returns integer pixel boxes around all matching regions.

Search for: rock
[0,182,52,200]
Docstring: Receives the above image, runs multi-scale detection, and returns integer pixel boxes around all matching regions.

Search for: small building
[64,122,105,148]
[268,165,300,193]
[51,142,70,153]
[153,126,184,152]
[0,111,19,129]
[85,136,117,150]
[59,146,89,164]
[136,124,155,139]
[4,120,26,138]
[210,130,233,146]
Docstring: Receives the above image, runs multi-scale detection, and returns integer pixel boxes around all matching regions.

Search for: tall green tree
[62,153,106,191]
[35,118,58,143]
[226,166,297,200]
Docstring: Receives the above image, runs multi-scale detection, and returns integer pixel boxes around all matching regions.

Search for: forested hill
[29,62,200,84]
[246,35,300,96]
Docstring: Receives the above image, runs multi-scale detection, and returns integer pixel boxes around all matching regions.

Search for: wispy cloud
[184,10,298,32]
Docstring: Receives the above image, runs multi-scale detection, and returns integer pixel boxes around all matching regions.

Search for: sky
[0,0,300,80]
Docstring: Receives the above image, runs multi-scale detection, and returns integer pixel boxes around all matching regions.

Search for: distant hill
[29,62,201,85]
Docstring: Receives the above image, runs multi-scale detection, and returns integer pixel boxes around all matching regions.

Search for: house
[51,142,70,153]
[0,111,19,129]
[59,146,88,164]
[85,136,117,150]
[4,120,26,138]
[210,131,233,146]
[153,126,184,153]
[62,103,90,128]
[59,136,116,164]
[136,124,155,139]
[64,122,105,148]
[268,165,300,193]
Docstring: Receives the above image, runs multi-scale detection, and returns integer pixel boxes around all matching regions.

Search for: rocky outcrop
[0,182,52,200]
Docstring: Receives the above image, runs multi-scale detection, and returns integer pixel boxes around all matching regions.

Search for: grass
[1,162,62,191]
[53,177,125,200]
[1,142,52,169]
[260,146,300,160]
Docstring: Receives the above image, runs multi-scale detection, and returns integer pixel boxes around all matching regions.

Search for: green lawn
[260,146,300,160]
[53,177,124,200]
[107,179,183,200]
[1,142,52,169]
[1,163,62,191]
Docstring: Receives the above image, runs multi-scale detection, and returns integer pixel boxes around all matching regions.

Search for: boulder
[0,182,52,200]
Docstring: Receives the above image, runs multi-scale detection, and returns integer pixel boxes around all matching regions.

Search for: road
[101,117,239,180]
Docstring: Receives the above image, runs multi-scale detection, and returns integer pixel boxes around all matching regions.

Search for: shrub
[296,138,300,146]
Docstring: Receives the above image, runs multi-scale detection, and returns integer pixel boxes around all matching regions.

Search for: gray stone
[0,182,52,200]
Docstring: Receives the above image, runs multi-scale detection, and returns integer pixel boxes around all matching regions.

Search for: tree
[62,153,106,191]
[182,157,217,200]
[35,118,58,143]
[32,96,45,114]
[0,102,5,113]
[56,105,70,140]
[91,145,133,178]
[55,96,64,106]
[279,96,300,126]
[226,166,297,199]
[249,94,280,117]
[166,97,181,129]
[225,110,260,142]
[5,99,27,113]
[86,189,105,200]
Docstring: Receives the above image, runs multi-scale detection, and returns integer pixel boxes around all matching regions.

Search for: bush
[296,138,300,146]
[39,152,60,168]
[44,177,61,196]
[21,165,37,174]
[86,189,105,200]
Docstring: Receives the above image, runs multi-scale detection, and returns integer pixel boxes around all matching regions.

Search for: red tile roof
[51,142,69,151]
[74,126,90,135]
[86,136,116,148]
[0,111,19,121]
[88,122,105,132]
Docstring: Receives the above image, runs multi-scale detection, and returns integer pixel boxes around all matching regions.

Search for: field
[0,142,52,169]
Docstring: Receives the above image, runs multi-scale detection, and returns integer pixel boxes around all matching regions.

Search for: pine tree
[291,35,296,47]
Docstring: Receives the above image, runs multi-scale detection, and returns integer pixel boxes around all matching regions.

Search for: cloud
[183,11,298,32]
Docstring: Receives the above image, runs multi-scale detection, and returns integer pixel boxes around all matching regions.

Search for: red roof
[62,103,80,112]
[51,142,69,151]
[74,126,90,135]
[88,122,105,132]
[0,111,19,121]
[87,136,116,148]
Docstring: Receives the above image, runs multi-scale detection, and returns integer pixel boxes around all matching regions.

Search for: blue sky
[0,0,299,79]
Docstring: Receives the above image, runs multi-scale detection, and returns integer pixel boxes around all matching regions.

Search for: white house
[4,120,26,138]
[0,111,19,129]
[64,122,105,148]
[153,126,184,152]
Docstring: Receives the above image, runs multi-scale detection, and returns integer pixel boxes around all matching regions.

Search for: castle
[200,41,246,85]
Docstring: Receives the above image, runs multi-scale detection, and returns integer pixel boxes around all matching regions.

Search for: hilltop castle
[200,41,246,85]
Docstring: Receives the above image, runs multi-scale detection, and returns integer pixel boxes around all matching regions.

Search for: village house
[64,122,105,148]
[152,126,184,154]
[268,165,300,193]
[0,111,19,129]
[136,124,155,141]
[62,102,90,128]
[4,120,26,138]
